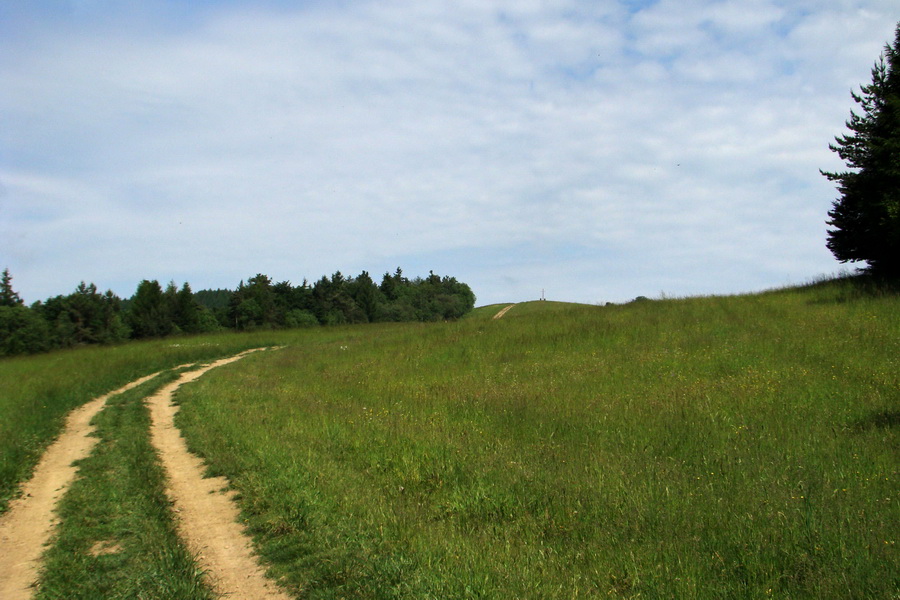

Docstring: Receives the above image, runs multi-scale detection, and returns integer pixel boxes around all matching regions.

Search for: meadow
[174,277,897,598]
[0,330,290,512]
[32,372,214,600]
[1,276,897,598]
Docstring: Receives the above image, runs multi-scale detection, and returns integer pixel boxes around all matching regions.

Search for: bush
[284,309,319,329]
[0,306,51,356]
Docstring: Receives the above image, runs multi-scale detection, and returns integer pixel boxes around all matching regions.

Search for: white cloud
[1,1,896,304]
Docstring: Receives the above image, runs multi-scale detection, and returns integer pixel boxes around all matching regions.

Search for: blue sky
[1,0,896,305]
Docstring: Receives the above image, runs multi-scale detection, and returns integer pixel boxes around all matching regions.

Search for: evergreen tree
[0,267,50,356]
[36,282,127,346]
[0,268,23,307]
[193,288,234,310]
[311,275,335,324]
[128,280,171,338]
[173,282,201,333]
[100,290,130,342]
[0,266,476,355]
[0,306,50,356]
[823,23,900,276]
[227,274,278,329]
[379,271,398,302]
[348,271,381,322]
[193,288,233,327]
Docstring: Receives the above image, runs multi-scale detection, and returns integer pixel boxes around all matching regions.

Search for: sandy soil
[493,304,516,319]
[147,349,291,600]
[0,373,160,600]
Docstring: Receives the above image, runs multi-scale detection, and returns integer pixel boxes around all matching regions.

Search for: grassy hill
[1,275,897,598]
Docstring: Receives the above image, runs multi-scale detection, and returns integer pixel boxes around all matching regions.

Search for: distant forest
[0,268,476,357]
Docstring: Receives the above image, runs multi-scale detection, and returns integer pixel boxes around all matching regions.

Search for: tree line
[0,267,476,357]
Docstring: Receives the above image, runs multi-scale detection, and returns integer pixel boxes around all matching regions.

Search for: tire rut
[0,373,160,600]
[1,348,289,600]
[146,348,291,600]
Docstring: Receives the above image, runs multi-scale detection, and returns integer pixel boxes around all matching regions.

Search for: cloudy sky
[1,1,896,305]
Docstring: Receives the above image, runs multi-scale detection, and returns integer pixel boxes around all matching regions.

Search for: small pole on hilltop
[541,289,545,301]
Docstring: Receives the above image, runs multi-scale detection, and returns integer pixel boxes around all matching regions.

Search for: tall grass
[171,277,899,598]
[0,330,289,513]
[35,373,214,600]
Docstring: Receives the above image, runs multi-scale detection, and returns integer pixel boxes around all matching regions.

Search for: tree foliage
[32,282,129,348]
[823,23,900,276]
[0,305,50,355]
[127,280,170,339]
[0,269,24,308]
[0,266,476,356]
[225,269,476,330]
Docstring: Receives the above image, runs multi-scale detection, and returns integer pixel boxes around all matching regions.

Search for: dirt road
[0,373,160,600]
[493,304,516,319]
[147,349,291,600]
[0,348,289,600]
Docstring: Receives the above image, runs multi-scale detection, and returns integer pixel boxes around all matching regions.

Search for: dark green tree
[379,268,416,321]
[272,280,295,325]
[127,280,172,338]
[290,279,315,314]
[172,282,201,333]
[0,268,23,307]
[99,290,130,342]
[193,288,233,328]
[823,23,900,276]
[274,279,318,328]
[194,288,233,310]
[310,275,333,324]
[37,282,127,346]
[348,270,382,322]
[0,305,50,355]
[228,274,279,329]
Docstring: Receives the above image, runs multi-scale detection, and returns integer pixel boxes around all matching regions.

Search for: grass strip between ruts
[0,331,290,515]
[34,370,215,600]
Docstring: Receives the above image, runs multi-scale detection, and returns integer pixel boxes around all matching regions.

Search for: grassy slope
[168,277,899,598]
[35,372,215,600]
[467,300,590,320]
[0,330,290,513]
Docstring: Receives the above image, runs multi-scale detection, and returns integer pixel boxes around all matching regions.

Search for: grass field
[33,372,214,600]
[0,331,290,513]
[1,275,897,598]
[173,277,897,598]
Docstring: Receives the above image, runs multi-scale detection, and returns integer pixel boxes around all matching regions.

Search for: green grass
[0,330,289,513]
[498,299,592,318]
[167,276,899,598]
[466,300,591,320]
[464,303,511,319]
[2,275,897,598]
[35,372,215,600]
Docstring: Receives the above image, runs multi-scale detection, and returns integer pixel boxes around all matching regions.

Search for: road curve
[147,348,291,600]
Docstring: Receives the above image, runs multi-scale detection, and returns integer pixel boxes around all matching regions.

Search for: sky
[1,1,897,306]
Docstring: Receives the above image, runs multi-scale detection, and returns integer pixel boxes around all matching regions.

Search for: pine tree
[173,282,201,333]
[128,280,171,338]
[823,23,900,276]
[0,268,24,307]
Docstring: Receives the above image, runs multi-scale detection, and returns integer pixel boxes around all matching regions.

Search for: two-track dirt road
[0,373,160,600]
[147,349,291,600]
[0,349,289,600]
